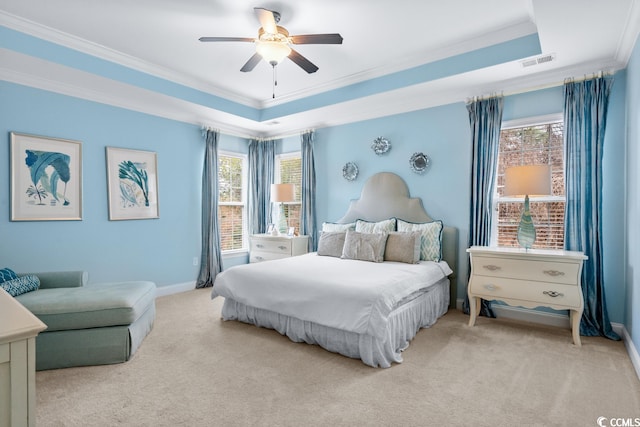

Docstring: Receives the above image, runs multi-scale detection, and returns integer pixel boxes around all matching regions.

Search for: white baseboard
[455,298,640,381]
[620,325,640,381]
[155,281,196,297]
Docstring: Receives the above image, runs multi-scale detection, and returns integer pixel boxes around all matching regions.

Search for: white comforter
[211,253,452,340]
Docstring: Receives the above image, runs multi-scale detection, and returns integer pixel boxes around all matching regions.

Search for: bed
[211,172,458,368]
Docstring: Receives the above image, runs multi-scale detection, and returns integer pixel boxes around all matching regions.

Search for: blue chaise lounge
[14,271,156,371]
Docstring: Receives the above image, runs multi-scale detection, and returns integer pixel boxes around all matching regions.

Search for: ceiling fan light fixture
[256,40,292,65]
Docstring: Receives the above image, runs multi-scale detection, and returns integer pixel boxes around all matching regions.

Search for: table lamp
[271,183,295,235]
[503,165,551,249]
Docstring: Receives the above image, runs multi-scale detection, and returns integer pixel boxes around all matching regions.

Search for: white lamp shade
[504,165,551,197]
[271,183,295,202]
[256,41,291,65]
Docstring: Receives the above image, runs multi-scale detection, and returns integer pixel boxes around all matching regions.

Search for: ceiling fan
[199,7,343,74]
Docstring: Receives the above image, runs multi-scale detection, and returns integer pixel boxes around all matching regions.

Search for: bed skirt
[219,277,449,368]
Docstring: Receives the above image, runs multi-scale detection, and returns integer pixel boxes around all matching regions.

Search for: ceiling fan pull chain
[272,64,277,98]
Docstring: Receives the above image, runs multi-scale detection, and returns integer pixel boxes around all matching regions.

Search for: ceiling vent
[521,53,556,68]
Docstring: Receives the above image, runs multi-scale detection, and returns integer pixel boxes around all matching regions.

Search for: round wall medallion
[409,152,430,174]
[342,162,359,181]
[371,137,391,155]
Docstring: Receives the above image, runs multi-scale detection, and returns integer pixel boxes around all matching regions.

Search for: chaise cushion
[16,281,156,332]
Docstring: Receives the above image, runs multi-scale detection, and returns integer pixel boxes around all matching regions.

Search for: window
[276,152,302,234]
[218,152,247,252]
[492,116,565,249]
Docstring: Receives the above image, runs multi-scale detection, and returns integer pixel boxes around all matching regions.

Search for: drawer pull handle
[256,244,264,248]
[544,270,565,277]
[483,265,501,271]
[278,245,288,250]
[484,284,497,291]
[543,290,564,298]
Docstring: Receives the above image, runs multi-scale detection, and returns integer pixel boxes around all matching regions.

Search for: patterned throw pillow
[341,230,388,263]
[355,218,396,234]
[396,219,444,262]
[0,275,40,297]
[0,268,18,284]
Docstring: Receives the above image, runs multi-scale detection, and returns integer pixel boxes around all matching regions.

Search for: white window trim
[275,151,302,203]
[275,152,301,175]
[501,113,563,130]
[490,113,564,247]
[218,150,248,253]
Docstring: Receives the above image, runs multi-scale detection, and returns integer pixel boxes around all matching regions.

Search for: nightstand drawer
[469,276,582,309]
[250,239,292,254]
[472,256,580,285]
[250,251,289,263]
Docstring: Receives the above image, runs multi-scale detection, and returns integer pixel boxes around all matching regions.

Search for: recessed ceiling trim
[0,10,538,112]
[0,10,262,109]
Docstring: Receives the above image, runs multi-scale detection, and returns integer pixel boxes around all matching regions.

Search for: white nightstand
[466,246,587,346]
[249,234,309,263]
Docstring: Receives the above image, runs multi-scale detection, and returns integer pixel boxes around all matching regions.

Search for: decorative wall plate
[371,137,391,155]
[409,152,430,174]
[342,162,359,181]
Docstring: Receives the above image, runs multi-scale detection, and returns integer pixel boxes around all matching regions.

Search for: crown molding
[614,0,640,64]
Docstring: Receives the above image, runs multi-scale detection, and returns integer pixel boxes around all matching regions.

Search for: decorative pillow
[355,218,396,234]
[396,219,444,262]
[341,230,388,263]
[0,267,18,284]
[0,275,40,297]
[322,222,356,232]
[384,231,422,264]
[317,231,347,257]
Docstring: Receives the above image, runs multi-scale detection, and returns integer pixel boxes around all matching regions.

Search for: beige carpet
[36,289,640,427]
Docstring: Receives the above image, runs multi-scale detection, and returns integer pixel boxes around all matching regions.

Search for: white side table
[467,246,587,346]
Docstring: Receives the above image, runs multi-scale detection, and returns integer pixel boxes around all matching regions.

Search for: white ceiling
[1,0,639,137]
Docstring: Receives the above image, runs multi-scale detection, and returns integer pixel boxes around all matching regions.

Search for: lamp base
[517,195,536,250]
[277,203,288,235]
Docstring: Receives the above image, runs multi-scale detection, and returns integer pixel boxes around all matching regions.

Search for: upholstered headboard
[335,172,458,282]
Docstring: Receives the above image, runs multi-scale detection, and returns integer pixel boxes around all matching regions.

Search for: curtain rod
[469,70,615,102]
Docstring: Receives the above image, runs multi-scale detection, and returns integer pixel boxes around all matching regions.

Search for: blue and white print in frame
[10,132,82,221]
[106,147,159,220]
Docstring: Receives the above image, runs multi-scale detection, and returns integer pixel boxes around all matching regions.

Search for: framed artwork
[266,223,275,234]
[10,132,82,221]
[106,147,159,220]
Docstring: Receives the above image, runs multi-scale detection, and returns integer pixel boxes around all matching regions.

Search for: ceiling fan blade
[290,34,343,45]
[288,49,319,74]
[199,37,254,42]
[254,7,278,34]
[240,52,263,72]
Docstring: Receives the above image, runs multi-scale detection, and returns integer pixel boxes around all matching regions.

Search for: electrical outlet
[192,257,199,266]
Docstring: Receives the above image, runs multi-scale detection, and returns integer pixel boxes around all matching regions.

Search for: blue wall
[625,32,640,356]
[0,80,246,287]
